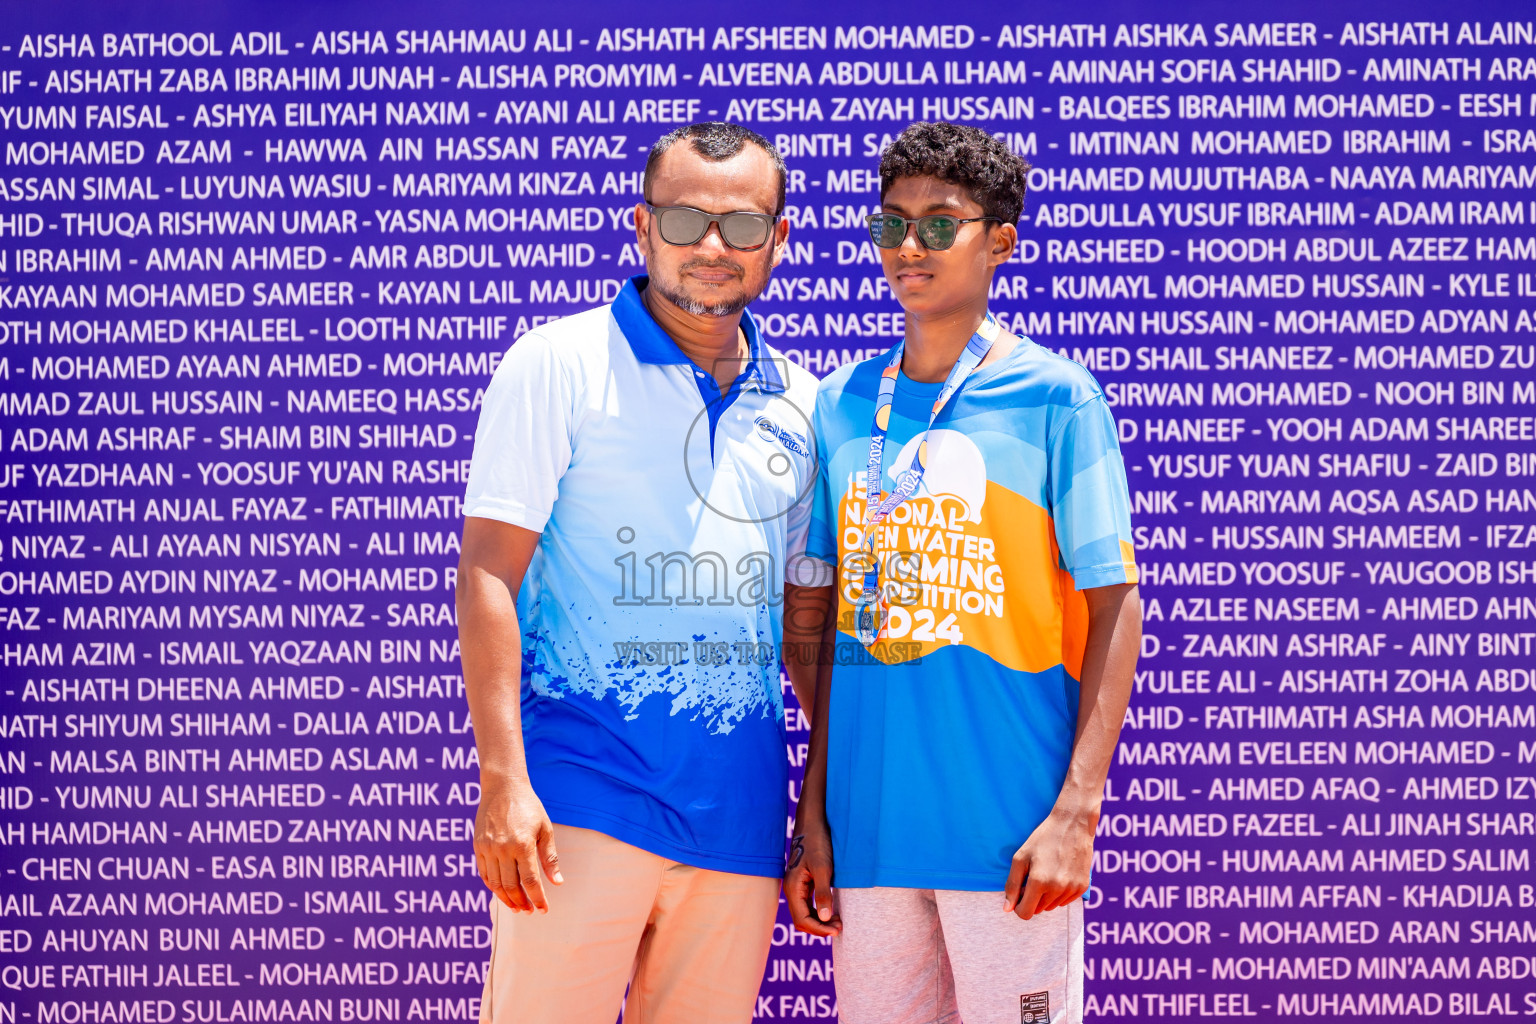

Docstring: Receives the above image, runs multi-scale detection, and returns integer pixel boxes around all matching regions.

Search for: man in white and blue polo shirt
[457,123,827,1024]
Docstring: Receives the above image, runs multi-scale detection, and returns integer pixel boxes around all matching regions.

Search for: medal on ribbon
[850,316,997,647]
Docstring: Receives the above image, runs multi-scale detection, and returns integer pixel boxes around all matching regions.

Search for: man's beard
[651,259,763,317]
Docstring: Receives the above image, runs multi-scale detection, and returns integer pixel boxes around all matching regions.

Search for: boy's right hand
[475,776,563,914]
[783,824,841,936]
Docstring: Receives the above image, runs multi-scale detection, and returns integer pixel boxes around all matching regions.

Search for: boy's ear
[988,222,1019,267]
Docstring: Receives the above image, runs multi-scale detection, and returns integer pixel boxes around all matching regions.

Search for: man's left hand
[1003,807,1096,920]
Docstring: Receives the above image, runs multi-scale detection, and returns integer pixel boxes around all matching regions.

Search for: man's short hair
[879,122,1030,225]
[643,122,788,215]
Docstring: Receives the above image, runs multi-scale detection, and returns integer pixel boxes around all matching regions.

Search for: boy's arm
[1004,581,1140,919]
[783,583,841,935]
[782,582,834,720]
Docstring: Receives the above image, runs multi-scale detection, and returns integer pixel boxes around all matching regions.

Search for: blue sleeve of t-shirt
[1048,395,1139,589]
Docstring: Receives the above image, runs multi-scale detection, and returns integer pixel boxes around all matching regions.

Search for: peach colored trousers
[479,824,779,1024]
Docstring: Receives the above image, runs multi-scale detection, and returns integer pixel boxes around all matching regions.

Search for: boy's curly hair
[879,122,1030,224]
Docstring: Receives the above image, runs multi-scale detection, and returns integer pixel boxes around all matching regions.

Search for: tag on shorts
[1020,991,1050,1024]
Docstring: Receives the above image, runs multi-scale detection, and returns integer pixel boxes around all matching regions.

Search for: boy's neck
[900,298,1003,384]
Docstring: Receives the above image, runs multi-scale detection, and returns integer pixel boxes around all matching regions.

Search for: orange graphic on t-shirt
[834,477,1088,678]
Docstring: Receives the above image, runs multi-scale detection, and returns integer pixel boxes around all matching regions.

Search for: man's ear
[769,214,792,269]
[633,202,652,262]
[988,222,1018,268]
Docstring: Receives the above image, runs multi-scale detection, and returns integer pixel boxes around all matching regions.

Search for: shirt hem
[787,555,836,588]
[544,801,783,879]
[1070,562,1138,589]
[833,866,1008,891]
[462,503,551,532]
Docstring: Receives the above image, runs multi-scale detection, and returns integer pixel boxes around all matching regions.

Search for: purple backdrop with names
[1,0,1535,1020]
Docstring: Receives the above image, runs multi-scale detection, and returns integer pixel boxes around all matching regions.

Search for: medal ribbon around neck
[853,314,997,647]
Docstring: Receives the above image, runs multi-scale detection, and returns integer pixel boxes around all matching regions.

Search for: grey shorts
[832,887,1084,1024]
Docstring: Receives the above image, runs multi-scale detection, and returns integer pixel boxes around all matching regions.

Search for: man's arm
[456,516,563,914]
[782,583,841,935]
[1004,581,1141,919]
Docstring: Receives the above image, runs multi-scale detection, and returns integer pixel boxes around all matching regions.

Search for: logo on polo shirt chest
[754,416,810,458]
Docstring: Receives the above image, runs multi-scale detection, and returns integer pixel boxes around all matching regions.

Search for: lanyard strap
[854,316,996,644]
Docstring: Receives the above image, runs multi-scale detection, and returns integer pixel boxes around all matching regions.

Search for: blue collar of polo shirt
[612,275,785,394]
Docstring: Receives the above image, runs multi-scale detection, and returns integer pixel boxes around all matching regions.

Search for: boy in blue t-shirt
[783,122,1142,1024]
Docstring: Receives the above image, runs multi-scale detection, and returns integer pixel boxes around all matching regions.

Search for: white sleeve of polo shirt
[461,332,573,532]
[784,466,835,588]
